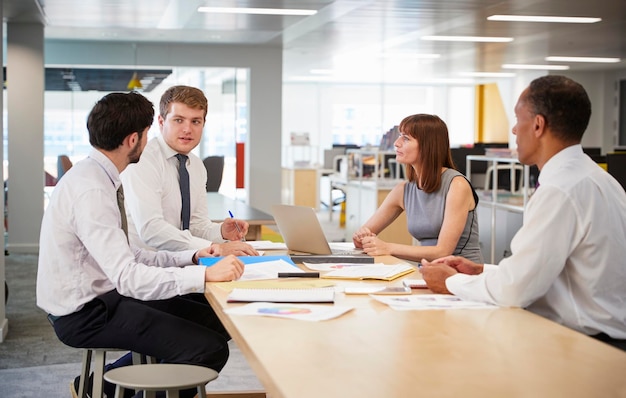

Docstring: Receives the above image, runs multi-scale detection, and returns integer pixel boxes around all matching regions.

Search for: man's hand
[427,256,484,275]
[204,254,244,282]
[419,260,458,294]
[210,241,259,256]
[221,218,249,241]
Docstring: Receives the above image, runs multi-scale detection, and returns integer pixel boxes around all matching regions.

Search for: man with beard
[37,92,244,397]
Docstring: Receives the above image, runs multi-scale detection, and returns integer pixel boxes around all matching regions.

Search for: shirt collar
[156,135,180,161]
[537,144,583,187]
[88,148,122,189]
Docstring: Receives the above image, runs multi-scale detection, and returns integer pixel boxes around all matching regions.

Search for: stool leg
[78,349,93,398]
[145,391,157,398]
[165,390,179,398]
[114,385,125,398]
[131,351,142,365]
[197,384,208,398]
[92,349,107,398]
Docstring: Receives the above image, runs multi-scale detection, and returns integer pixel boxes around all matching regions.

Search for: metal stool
[75,348,157,398]
[104,363,219,398]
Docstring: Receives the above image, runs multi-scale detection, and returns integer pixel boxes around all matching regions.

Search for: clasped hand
[419,256,483,294]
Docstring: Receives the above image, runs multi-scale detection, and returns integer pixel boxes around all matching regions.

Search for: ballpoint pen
[228,210,246,241]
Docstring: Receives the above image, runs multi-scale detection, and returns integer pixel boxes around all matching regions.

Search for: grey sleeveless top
[403,168,483,263]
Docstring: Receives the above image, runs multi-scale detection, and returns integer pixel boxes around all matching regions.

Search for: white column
[0,1,8,342]
[6,22,45,254]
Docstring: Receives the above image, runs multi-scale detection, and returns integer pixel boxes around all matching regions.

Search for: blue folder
[199,255,297,267]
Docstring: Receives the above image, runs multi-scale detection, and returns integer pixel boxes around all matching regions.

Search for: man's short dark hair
[87,92,154,150]
[525,75,591,143]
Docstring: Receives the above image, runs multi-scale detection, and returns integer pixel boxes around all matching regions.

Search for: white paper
[303,262,377,271]
[246,240,288,250]
[240,259,303,281]
[328,242,364,254]
[371,294,497,310]
[225,302,353,321]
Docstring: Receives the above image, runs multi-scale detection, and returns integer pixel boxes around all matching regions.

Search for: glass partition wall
[34,67,249,203]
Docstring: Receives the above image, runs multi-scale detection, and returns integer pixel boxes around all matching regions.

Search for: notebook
[321,264,415,281]
[271,204,374,264]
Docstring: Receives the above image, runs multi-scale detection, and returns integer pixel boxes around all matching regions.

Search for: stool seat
[104,364,218,398]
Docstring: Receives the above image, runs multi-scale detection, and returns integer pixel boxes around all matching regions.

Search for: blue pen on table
[228,210,246,241]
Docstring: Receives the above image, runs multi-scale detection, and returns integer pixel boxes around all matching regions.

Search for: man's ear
[534,113,546,138]
[124,132,139,148]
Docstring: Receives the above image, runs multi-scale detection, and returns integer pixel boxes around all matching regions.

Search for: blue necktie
[176,154,191,230]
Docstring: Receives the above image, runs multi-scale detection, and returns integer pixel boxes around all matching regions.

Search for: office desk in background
[205,255,626,398]
[206,192,275,241]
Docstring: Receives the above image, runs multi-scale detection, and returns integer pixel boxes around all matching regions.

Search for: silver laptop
[271,204,374,263]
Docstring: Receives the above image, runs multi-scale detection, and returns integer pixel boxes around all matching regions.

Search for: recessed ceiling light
[421,36,513,43]
[459,72,516,78]
[488,15,601,23]
[502,64,570,70]
[197,7,317,16]
[379,53,441,59]
[545,56,621,63]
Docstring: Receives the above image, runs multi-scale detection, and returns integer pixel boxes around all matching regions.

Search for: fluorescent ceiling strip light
[502,64,570,70]
[421,35,513,43]
[545,56,621,63]
[488,15,601,23]
[459,72,516,78]
[379,53,441,59]
[198,7,317,16]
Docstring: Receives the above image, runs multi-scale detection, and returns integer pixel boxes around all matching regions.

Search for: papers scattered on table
[320,263,415,281]
[371,294,497,310]
[225,302,353,321]
[227,287,335,303]
[303,262,370,271]
[246,240,288,250]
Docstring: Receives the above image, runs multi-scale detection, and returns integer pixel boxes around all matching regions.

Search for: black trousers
[52,290,230,396]
[591,332,626,352]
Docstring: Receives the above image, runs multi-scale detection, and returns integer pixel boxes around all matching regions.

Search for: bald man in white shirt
[420,75,626,351]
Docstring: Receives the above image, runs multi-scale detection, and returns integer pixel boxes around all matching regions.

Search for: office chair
[203,156,225,192]
[57,155,73,181]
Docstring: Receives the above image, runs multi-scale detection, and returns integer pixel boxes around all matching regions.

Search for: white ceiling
[4,0,626,84]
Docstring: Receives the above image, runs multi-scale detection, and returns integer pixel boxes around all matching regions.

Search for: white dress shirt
[37,149,206,317]
[446,145,626,338]
[121,136,224,251]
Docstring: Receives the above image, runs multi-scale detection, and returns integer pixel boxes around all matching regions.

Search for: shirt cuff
[178,265,206,294]
[445,273,475,295]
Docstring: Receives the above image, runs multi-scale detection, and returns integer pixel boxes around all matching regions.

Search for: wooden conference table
[206,192,275,241]
[204,255,626,398]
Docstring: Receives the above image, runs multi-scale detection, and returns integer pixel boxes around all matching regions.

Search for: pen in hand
[228,210,246,241]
